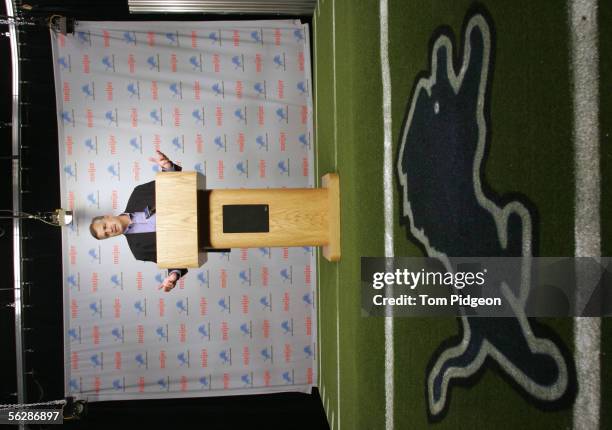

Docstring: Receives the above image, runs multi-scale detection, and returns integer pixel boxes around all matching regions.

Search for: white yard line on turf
[569,1,601,429]
[380,0,394,429]
[332,0,341,428]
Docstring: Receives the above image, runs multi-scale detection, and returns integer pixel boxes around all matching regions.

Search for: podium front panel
[156,172,205,268]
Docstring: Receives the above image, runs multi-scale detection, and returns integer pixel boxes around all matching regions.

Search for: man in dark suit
[89,151,186,292]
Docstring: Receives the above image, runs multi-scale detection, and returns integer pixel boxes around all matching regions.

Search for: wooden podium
[156,172,340,268]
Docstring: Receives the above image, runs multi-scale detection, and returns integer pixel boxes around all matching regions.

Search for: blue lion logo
[208,31,219,44]
[250,30,262,43]
[397,11,574,419]
[147,56,158,70]
[189,55,201,70]
[102,56,113,70]
[122,31,136,45]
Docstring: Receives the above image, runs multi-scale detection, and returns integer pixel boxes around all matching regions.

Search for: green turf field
[313,1,610,429]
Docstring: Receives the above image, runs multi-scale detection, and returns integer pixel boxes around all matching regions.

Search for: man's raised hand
[148,150,173,170]
[158,272,179,292]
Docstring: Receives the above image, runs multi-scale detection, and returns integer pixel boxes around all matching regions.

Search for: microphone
[51,208,73,226]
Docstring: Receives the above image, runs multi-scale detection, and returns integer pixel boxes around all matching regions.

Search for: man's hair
[89,215,105,239]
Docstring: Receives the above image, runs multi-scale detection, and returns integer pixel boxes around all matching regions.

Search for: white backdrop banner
[51,20,316,401]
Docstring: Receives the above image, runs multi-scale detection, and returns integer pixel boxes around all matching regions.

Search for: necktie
[144,206,156,219]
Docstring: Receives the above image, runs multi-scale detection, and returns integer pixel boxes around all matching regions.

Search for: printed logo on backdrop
[236,81,244,101]
[84,137,98,154]
[282,369,295,385]
[211,53,222,73]
[89,352,104,370]
[280,266,293,284]
[122,31,137,45]
[218,296,231,313]
[254,81,267,99]
[293,28,304,43]
[67,273,80,292]
[150,107,163,125]
[88,246,101,264]
[198,322,211,341]
[240,321,253,338]
[156,324,169,342]
[219,348,231,366]
[208,30,222,46]
[190,54,203,71]
[192,107,205,127]
[299,132,311,150]
[396,8,575,420]
[58,55,72,72]
[281,319,294,336]
[170,135,185,153]
[165,31,180,47]
[235,160,249,177]
[214,134,227,152]
[69,377,82,393]
[197,270,210,288]
[111,326,125,343]
[107,81,115,101]
[157,376,170,392]
[251,28,264,46]
[177,350,190,368]
[89,299,102,318]
[199,374,212,391]
[212,81,225,98]
[273,53,286,71]
[135,351,148,369]
[68,326,82,343]
[133,298,147,317]
[255,53,264,73]
[194,161,206,175]
[110,273,123,290]
[129,136,143,154]
[302,292,313,308]
[256,134,269,151]
[113,377,126,392]
[107,162,120,180]
[278,159,290,176]
[102,55,116,72]
[175,297,189,316]
[63,163,77,182]
[241,372,254,388]
[76,31,92,46]
[62,110,76,128]
[147,54,161,72]
[81,82,96,100]
[297,80,309,96]
[169,81,183,99]
[239,268,252,286]
[105,109,118,127]
[111,189,119,210]
[127,81,141,99]
[168,53,178,73]
[234,106,247,124]
[232,54,245,72]
[259,294,272,312]
[276,106,289,123]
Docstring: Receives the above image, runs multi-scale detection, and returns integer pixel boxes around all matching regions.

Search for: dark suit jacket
[123,166,187,279]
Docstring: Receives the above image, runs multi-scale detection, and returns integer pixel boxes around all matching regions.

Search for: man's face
[92,215,125,239]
